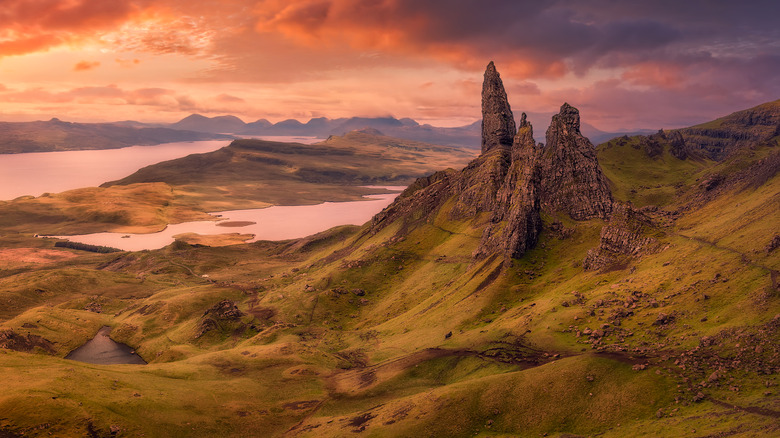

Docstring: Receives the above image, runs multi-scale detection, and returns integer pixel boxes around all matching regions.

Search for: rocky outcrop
[668,130,688,160]
[0,329,56,354]
[475,114,542,260]
[195,300,245,339]
[481,61,516,154]
[371,61,520,235]
[630,130,691,160]
[639,132,664,158]
[370,148,512,232]
[583,203,658,271]
[370,169,457,233]
[371,63,614,264]
[766,235,780,254]
[204,300,244,320]
[537,103,613,220]
[449,149,512,220]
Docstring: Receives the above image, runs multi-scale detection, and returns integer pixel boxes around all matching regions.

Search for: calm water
[0,140,229,200]
[240,135,324,144]
[65,326,146,365]
[55,189,403,251]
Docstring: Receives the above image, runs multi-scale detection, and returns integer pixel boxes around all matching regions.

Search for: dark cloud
[254,0,779,78]
[248,0,779,128]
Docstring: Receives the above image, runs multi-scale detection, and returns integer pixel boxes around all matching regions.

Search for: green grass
[597,136,713,206]
[1,125,778,436]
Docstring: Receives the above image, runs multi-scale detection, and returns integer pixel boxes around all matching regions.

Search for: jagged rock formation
[474,114,542,260]
[481,61,516,154]
[372,63,615,263]
[370,148,514,235]
[537,103,613,220]
[625,129,693,161]
[372,63,540,262]
[639,132,664,158]
[583,203,659,271]
[195,300,245,338]
[667,130,688,160]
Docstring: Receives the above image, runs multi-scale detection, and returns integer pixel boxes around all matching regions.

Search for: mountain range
[0,112,663,155]
[0,118,232,154]
[165,113,655,147]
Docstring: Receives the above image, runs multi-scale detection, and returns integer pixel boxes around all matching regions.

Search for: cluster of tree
[54,241,122,253]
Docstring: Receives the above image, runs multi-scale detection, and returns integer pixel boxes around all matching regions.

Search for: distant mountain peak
[352,127,385,136]
[179,113,208,121]
[170,113,247,133]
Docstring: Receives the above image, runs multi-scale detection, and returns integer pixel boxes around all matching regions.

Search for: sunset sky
[1,0,778,131]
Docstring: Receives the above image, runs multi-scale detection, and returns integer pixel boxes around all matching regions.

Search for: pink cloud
[0,0,145,57]
[115,58,141,67]
[215,94,246,103]
[73,60,101,71]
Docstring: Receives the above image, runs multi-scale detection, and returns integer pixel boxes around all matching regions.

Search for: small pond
[65,326,146,365]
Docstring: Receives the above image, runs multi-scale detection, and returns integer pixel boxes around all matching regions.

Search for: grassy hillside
[0,110,778,436]
[679,99,780,159]
[597,135,714,206]
[1,150,777,436]
[103,131,476,207]
[0,183,215,235]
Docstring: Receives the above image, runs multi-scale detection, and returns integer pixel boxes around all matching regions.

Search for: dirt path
[676,232,778,289]
[282,346,548,436]
[163,257,215,284]
[708,397,780,419]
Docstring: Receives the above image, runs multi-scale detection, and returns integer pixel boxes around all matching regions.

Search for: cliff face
[583,204,659,271]
[372,62,616,263]
[537,103,614,220]
[474,114,541,260]
[678,99,780,160]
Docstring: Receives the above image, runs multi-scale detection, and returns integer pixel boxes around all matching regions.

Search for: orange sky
[1,0,778,131]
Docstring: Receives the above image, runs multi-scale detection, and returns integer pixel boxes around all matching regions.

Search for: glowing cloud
[0,0,776,130]
[74,60,101,71]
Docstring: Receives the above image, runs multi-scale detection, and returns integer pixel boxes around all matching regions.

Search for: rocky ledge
[583,203,660,271]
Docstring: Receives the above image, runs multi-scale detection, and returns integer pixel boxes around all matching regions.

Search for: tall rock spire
[481,61,516,154]
[537,103,613,220]
[475,112,541,261]
[371,67,615,266]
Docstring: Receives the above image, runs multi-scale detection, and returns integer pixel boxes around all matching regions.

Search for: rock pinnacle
[481,61,516,154]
